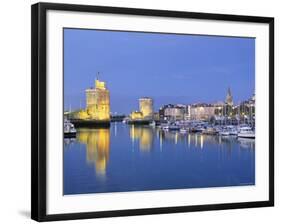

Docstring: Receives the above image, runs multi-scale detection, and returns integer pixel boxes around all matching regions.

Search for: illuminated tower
[85,79,110,120]
[225,87,233,106]
[139,97,153,118]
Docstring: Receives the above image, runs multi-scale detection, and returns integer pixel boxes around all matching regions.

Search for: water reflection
[130,125,154,151]
[64,124,255,194]
[74,126,255,163]
[237,137,255,149]
[156,131,255,150]
[76,128,110,175]
[64,137,76,147]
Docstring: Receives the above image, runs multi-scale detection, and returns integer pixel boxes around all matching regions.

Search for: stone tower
[139,97,153,118]
[85,79,110,120]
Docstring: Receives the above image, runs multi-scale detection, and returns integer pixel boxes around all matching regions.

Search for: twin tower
[80,78,153,121]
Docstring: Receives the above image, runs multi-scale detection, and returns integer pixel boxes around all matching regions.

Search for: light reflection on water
[64,123,255,195]
[76,128,110,176]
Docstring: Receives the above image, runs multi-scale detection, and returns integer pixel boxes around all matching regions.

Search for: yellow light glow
[78,79,110,121]
[140,128,153,151]
[139,98,153,118]
[77,128,110,175]
[200,135,204,149]
[130,111,143,120]
[129,126,153,151]
[95,79,106,90]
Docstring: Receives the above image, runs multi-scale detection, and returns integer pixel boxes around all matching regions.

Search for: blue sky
[64,28,255,114]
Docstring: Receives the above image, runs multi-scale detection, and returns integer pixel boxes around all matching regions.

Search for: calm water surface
[63,123,255,195]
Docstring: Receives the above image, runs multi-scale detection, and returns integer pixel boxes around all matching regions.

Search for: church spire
[225,87,233,106]
[227,87,231,96]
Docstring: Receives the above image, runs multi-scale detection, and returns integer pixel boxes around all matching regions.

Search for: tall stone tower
[225,87,233,106]
[85,79,110,120]
[139,97,153,118]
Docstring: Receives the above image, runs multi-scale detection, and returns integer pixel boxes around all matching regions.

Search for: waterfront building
[164,105,185,121]
[155,88,255,125]
[153,112,160,121]
[213,101,225,116]
[190,103,216,121]
[185,105,191,120]
[234,93,255,125]
[159,104,170,120]
[159,104,186,121]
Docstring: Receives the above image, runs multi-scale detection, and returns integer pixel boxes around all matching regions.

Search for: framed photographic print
[31,2,274,222]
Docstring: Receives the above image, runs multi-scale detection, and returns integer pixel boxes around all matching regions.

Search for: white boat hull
[237,133,255,138]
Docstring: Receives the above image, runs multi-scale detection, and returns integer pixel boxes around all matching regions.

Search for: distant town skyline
[64,28,255,114]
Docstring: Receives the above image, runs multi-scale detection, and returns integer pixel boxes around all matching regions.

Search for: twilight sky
[64,28,255,115]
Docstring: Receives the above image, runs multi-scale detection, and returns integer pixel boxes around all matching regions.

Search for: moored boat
[149,121,156,127]
[219,129,230,136]
[180,128,188,134]
[237,126,255,138]
[190,126,205,133]
[168,123,180,131]
[64,119,77,138]
[219,131,230,136]
[227,125,238,135]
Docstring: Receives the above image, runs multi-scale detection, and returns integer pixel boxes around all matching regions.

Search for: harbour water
[63,123,255,195]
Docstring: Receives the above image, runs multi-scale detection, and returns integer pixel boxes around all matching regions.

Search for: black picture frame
[31,2,274,222]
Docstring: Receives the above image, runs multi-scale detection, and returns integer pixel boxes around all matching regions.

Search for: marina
[63,78,255,195]
[131,120,255,139]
